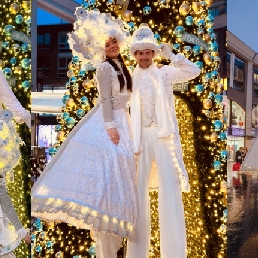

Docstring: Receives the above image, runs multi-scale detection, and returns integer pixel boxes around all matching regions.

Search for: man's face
[135,49,154,68]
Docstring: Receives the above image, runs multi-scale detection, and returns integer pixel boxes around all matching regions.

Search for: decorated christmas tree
[0,0,31,257]
[32,0,227,257]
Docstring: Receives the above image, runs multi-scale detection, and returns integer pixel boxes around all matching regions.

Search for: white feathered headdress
[68,8,130,67]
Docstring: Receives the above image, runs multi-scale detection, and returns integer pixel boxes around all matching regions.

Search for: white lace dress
[32,61,137,240]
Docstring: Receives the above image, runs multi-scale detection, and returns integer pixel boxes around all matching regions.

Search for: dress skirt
[32,105,137,240]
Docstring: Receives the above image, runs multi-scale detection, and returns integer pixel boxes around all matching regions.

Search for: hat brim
[129,42,159,58]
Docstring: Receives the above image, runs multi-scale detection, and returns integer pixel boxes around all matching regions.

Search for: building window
[58,32,70,52]
[233,56,245,92]
[58,57,71,78]
[37,33,51,45]
[254,68,258,97]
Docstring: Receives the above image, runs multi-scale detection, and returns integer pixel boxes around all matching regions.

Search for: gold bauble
[0,60,5,68]
[92,97,98,106]
[192,2,201,12]
[68,62,74,70]
[82,79,93,89]
[66,98,75,107]
[122,10,132,22]
[210,132,218,141]
[22,1,31,9]
[67,70,75,78]
[203,53,212,64]
[210,82,217,88]
[206,0,213,7]
[204,34,211,42]
[179,4,190,16]
[211,51,219,56]
[203,99,213,109]
[9,3,20,14]
[57,131,66,141]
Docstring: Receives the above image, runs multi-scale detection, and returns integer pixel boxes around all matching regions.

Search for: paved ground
[227,161,258,258]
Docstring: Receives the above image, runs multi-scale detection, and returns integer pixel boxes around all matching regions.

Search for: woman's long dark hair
[106,54,132,92]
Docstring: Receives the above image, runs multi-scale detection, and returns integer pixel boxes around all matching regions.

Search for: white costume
[32,9,136,258]
[0,70,30,257]
[127,25,200,258]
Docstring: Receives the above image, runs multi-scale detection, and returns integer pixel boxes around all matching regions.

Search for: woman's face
[105,37,120,59]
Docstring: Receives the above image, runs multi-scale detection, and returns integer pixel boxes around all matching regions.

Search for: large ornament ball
[21,43,29,52]
[10,57,17,66]
[55,125,62,132]
[62,94,70,104]
[3,68,12,78]
[173,43,181,53]
[15,14,24,24]
[185,16,194,26]
[179,4,190,16]
[65,117,76,128]
[203,99,213,109]
[80,96,89,105]
[72,56,80,64]
[57,131,66,141]
[206,14,215,28]
[22,1,31,9]
[194,61,203,70]
[89,246,96,256]
[213,160,222,170]
[49,147,57,157]
[76,109,86,118]
[210,132,218,141]
[192,45,201,56]
[66,98,75,108]
[192,2,201,12]
[9,3,20,14]
[21,58,31,69]
[219,132,227,141]
[209,42,219,52]
[213,120,223,131]
[62,112,70,120]
[214,94,223,104]
[0,60,5,68]
[174,26,185,37]
[221,150,228,160]
[22,80,30,89]
[122,10,132,22]
[82,79,93,89]
[3,25,14,36]
[195,84,204,93]
[143,6,152,15]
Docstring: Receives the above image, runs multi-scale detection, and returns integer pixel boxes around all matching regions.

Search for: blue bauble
[35,246,42,253]
[174,26,185,37]
[208,92,215,99]
[207,28,214,35]
[21,43,29,52]
[194,61,203,70]
[78,70,86,78]
[213,160,222,170]
[69,76,77,84]
[65,117,76,128]
[21,58,31,69]
[72,56,80,64]
[107,0,115,7]
[62,112,70,120]
[214,94,223,104]
[76,109,85,118]
[3,25,13,36]
[2,42,9,49]
[223,209,228,217]
[62,95,70,104]
[22,80,30,89]
[31,235,36,242]
[205,73,212,80]
[25,18,31,26]
[154,33,161,44]
[196,19,205,28]
[10,57,17,65]
[128,22,135,32]
[48,147,57,157]
[15,14,24,24]
[89,0,97,7]
[173,43,181,53]
[195,84,204,93]
[55,125,62,132]
[88,246,96,255]
[211,70,219,79]
[80,96,89,105]
[46,241,53,249]
[82,2,90,10]
[221,150,227,160]
[206,14,214,27]
[143,6,152,15]
[209,42,218,52]
[185,16,194,26]
[3,68,12,78]
[192,45,201,56]
[219,132,227,141]
[213,120,223,131]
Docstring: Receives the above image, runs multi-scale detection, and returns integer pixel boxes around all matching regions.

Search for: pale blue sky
[228,0,258,53]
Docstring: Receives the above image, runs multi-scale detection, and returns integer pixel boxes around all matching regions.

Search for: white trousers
[127,126,187,258]
[93,231,123,258]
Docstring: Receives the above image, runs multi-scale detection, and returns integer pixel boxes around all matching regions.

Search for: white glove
[160,44,174,59]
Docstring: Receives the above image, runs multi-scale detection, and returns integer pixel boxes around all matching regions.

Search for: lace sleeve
[163,53,200,83]
[96,63,116,129]
[0,180,23,232]
[0,71,31,128]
